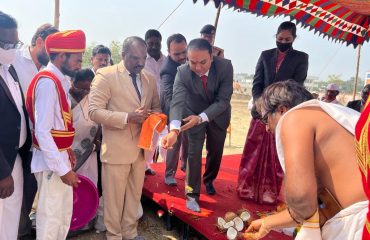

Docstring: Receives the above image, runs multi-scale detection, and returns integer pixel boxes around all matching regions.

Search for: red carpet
[143,154,293,240]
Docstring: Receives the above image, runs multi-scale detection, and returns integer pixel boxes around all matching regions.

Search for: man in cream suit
[89,36,160,240]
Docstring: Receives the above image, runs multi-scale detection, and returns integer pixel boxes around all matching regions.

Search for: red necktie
[200,75,208,96]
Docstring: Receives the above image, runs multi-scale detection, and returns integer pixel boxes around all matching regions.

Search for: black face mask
[276,41,292,52]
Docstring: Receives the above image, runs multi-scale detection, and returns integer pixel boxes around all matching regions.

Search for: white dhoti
[0,156,23,240]
[322,201,368,240]
[296,201,368,240]
[35,171,72,240]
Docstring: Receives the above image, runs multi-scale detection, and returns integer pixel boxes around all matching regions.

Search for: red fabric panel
[143,154,292,240]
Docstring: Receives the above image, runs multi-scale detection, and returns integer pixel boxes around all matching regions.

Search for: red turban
[45,30,86,54]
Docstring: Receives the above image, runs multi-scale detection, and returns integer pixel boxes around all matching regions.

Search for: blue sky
[2,0,369,81]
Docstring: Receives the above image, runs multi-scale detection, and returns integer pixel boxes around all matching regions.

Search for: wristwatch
[197,116,203,125]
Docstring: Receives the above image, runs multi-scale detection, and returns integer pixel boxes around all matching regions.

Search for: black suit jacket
[0,65,32,180]
[170,56,233,132]
[252,48,309,99]
[160,56,181,119]
[347,100,362,112]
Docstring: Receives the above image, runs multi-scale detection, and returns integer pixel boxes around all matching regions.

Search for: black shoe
[145,168,156,176]
[205,182,216,195]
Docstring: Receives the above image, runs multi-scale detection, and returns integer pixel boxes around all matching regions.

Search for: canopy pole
[353,45,362,100]
[214,3,222,31]
[54,0,60,29]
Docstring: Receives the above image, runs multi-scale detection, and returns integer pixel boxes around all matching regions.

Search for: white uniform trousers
[35,171,72,240]
[0,155,23,240]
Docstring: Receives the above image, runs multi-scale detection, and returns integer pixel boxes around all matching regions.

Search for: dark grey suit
[170,56,233,196]
[0,66,32,180]
[252,48,309,99]
[347,100,362,112]
[160,57,188,178]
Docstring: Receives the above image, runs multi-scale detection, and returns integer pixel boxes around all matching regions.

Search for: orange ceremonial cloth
[26,70,76,167]
[138,113,167,150]
[355,98,370,240]
[45,30,86,54]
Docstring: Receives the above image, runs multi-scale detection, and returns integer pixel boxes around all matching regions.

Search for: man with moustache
[0,11,32,240]
[323,83,341,104]
[14,24,58,92]
[144,29,167,175]
[347,84,370,112]
[160,33,188,186]
[12,23,58,240]
[200,24,224,58]
[25,30,85,239]
[90,44,111,74]
[89,36,160,240]
[162,39,233,212]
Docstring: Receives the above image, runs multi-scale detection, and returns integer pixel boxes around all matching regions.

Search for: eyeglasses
[0,40,23,50]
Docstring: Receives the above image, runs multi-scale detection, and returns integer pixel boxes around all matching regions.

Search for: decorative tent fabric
[193,0,370,47]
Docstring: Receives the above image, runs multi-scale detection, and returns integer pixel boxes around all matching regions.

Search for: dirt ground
[69,94,251,240]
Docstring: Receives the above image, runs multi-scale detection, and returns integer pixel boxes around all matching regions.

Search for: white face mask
[0,48,16,65]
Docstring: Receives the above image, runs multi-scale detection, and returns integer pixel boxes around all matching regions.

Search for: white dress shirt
[169,71,209,131]
[31,62,72,176]
[12,45,43,93]
[0,64,27,147]
[144,53,166,96]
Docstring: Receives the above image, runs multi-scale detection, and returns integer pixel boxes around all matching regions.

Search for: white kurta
[31,62,73,240]
[31,62,71,176]
[275,99,367,240]
[144,53,166,96]
[13,44,43,93]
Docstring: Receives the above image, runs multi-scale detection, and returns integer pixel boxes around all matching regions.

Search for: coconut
[233,216,244,231]
[239,210,252,225]
[225,211,238,222]
[223,220,235,229]
[226,227,238,240]
[216,217,227,232]
[236,208,247,216]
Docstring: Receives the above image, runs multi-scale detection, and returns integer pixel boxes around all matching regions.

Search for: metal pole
[54,0,60,29]
[353,45,362,100]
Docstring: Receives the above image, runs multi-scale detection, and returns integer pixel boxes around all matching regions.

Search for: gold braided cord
[355,120,370,178]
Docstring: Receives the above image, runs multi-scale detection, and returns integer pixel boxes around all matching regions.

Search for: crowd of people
[1,8,370,240]
[0,10,232,240]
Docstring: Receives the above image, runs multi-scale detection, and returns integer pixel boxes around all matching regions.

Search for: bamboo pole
[353,45,362,100]
[214,3,222,31]
[54,0,60,29]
